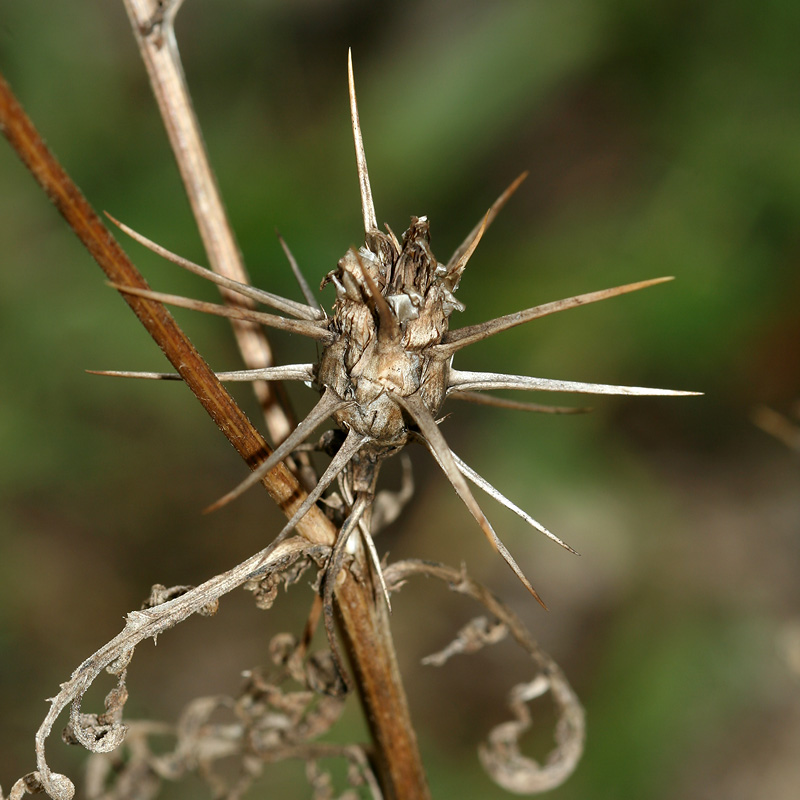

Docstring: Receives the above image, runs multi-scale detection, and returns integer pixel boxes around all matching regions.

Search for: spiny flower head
[106,52,698,613]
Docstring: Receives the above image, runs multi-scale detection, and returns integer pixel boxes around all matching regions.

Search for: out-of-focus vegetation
[1,1,799,798]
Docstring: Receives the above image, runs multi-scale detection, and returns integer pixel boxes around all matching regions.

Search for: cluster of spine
[105,53,695,625]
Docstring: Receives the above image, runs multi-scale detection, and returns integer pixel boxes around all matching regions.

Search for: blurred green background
[1,1,799,798]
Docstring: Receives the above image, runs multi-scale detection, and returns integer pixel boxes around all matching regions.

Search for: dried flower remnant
[106,51,697,621]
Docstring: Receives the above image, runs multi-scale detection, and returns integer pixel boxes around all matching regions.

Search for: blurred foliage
[1,1,799,798]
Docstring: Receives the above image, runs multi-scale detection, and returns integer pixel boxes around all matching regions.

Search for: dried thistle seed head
[318,216,460,455]
[105,51,698,608]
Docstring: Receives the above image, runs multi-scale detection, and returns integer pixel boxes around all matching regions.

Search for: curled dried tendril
[62,670,129,755]
[383,559,585,794]
[479,674,584,795]
[26,537,328,800]
[0,773,75,800]
[16,553,582,799]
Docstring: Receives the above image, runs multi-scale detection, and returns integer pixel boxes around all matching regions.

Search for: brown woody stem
[0,70,307,530]
[338,572,430,799]
[0,64,428,799]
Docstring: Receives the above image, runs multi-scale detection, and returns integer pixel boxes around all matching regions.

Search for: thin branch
[121,0,298,447]
[0,70,326,534]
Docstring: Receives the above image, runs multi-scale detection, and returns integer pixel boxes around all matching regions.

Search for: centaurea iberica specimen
[104,52,696,672]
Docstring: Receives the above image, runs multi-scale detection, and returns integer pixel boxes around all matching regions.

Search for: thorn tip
[348,50,378,235]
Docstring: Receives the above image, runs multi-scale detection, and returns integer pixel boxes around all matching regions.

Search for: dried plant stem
[337,575,430,799]
[0,71,307,531]
[0,62,428,800]
[120,0,296,447]
[35,537,327,797]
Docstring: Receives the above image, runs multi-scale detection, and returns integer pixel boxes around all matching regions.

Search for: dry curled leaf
[421,616,509,667]
[384,559,586,794]
[479,673,584,795]
[83,633,376,800]
[28,537,329,798]
[1,773,75,800]
[244,549,321,610]
[63,670,129,755]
